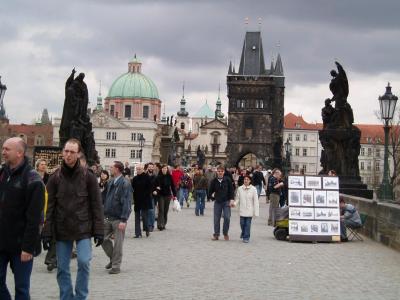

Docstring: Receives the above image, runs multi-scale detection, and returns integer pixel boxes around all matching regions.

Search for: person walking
[42,138,104,300]
[209,165,234,241]
[267,169,284,226]
[192,167,208,216]
[153,164,176,231]
[0,137,45,300]
[131,164,152,238]
[146,163,157,232]
[252,165,266,198]
[204,166,216,202]
[101,161,132,274]
[234,175,259,243]
[178,169,192,208]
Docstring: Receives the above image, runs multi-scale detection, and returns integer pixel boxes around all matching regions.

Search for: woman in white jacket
[234,175,260,243]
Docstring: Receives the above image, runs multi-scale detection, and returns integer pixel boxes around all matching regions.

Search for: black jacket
[208,176,234,203]
[103,175,132,222]
[153,173,176,197]
[0,158,45,255]
[252,171,266,186]
[132,173,153,211]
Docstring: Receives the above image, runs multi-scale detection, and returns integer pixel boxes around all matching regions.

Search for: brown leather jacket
[42,161,104,241]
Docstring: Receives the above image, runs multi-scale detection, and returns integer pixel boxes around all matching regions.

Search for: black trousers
[135,209,149,236]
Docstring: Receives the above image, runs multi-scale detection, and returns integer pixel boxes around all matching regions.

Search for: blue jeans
[0,251,33,300]
[148,198,155,228]
[255,185,262,197]
[213,201,231,236]
[178,188,189,207]
[56,239,92,300]
[240,216,253,241]
[195,190,207,215]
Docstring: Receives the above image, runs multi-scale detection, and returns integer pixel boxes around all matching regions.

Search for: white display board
[288,176,340,242]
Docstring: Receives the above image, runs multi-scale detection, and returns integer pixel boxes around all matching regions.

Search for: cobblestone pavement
[7,197,400,299]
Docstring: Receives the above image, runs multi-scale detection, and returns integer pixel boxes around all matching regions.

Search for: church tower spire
[96,80,103,110]
[177,82,189,117]
[215,84,224,119]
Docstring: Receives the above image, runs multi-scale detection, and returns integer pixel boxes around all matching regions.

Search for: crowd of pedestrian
[0,136,294,299]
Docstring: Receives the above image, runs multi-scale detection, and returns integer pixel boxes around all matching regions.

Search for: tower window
[124,105,132,119]
[180,122,185,129]
[143,106,149,119]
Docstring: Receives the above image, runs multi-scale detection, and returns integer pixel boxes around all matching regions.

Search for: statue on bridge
[60,68,99,165]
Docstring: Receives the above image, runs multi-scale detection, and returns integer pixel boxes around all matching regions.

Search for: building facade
[226,30,285,167]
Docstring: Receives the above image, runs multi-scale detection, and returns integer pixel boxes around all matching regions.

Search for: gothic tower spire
[177,82,189,117]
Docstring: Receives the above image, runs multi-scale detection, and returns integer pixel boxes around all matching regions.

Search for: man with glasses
[209,165,234,241]
[42,138,104,300]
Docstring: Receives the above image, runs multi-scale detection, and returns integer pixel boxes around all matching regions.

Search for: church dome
[107,56,159,100]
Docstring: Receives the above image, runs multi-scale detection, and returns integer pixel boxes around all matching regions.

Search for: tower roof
[238,31,266,75]
[194,101,214,118]
[274,53,284,76]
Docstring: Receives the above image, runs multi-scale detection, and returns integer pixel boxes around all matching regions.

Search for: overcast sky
[1,0,400,124]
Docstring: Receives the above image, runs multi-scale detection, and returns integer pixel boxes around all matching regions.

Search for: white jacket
[234,184,259,217]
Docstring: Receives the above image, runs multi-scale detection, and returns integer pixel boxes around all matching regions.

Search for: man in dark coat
[42,138,104,299]
[131,164,153,238]
[0,137,45,300]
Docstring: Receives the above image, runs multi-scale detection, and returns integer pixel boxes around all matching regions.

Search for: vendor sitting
[339,197,362,242]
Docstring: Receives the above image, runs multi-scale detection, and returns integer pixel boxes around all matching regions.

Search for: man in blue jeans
[208,165,234,241]
[42,139,104,300]
[0,137,45,300]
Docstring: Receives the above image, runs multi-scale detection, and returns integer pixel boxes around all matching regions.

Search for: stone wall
[342,194,400,251]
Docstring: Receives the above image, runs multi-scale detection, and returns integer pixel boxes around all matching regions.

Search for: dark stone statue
[196,145,206,168]
[59,68,99,165]
[319,62,372,198]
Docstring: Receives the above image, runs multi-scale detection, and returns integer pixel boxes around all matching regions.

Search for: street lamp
[0,76,7,108]
[138,135,145,163]
[378,83,398,201]
[187,130,192,166]
[283,138,292,176]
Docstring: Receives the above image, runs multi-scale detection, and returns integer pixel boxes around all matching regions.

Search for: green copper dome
[107,56,159,99]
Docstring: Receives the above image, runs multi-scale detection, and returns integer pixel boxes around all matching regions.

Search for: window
[255,100,264,109]
[295,134,300,141]
[236,100,241,108]
[112,132,117,140]
[303,149,308,156]
[131,133,136,141]
[367,161,371,171]
[303,134,307,141]
[143,106,149,119]
[241,100,245,108]
[360,148,365,156]
[35,135,45,146]
[106,132,111,140]
[105,149,110,158]
[376,148,381,157]
[295,148,300,156]
[302,165,307,173]
[124,105,132,119]
[180,122,185,129]
[110,105,115,116]
[295,164,299,172]
[130,149,136,159]
[111,149,116,158]
[375,161,380,171]
[288,133,292,141]
[360,161,364,170]
[367,148,372,156]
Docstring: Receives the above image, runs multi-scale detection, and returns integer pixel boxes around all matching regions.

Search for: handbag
[172,199,181,212]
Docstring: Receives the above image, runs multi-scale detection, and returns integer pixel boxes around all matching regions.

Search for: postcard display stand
[288,176,341,242]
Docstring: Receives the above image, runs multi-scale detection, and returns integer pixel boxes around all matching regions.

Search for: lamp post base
[378,181,393,201]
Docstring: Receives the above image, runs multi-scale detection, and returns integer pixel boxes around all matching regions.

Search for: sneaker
[105,262,112,270]
[109,268,120,274]
[211,235,219,241]
[146,231,150,237]
[240,233,243,239]
[224,235,229,241]
[243,239,249,243]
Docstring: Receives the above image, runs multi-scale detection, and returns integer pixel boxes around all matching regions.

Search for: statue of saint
[329,61,349,109]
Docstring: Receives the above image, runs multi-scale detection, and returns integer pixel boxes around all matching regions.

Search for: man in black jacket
[209,165,234,241]
[0,137,45,300]
[252,165,266,198]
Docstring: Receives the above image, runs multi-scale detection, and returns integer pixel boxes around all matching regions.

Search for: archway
[237,153,258,169]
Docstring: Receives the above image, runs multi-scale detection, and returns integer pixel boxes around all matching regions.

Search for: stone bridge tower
[226,31,285,167]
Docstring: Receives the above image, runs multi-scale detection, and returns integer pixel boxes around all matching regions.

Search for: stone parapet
[342,194,400,251]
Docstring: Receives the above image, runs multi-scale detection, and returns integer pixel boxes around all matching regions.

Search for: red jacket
[171,169,183,189]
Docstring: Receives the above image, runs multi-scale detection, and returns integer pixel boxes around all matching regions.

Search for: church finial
[99,80,102,96]
[96,80,103,110]
[182,81,185,98]
[258,17,262,30]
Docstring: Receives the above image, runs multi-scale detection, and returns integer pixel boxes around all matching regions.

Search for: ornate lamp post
[0,76,7,109]
[284,138,292,176]
[378,83,398,201]
[138,135,145,163]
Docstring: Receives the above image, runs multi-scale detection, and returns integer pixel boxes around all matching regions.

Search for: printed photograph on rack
[288,176,305,189]
[315,208,340,221]
[314,190,327,206]
[289,221,299,233]
[301,190,314,206]
[323,176,339,190]
[288,190,301,206]
[289,207,314,220]
[326,191,340,207]
[305,176,322,189]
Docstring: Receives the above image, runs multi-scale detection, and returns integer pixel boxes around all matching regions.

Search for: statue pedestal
[319,127,373,199]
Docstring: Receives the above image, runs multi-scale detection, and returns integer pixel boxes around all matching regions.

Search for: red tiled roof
[284,113,322,130]
[284,113,400,145]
